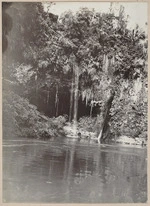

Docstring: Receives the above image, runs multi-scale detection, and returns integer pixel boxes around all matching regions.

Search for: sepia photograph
[2,1,148,203]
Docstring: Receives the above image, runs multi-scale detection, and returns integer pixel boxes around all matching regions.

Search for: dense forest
[2,2,148,144]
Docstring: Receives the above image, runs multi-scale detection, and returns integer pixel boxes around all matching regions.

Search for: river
[3,137,147,203]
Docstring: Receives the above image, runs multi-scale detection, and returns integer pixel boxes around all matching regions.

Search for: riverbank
[63,124,147,148]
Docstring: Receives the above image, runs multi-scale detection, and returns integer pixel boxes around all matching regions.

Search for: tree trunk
[35,71,38,105]
[73,64,79,133]
[56,98,59,117]
[55,84,59,117]
[90,101,93,117]
[98,89,115,144]
[47,90,50,106]
[69,77,74,122]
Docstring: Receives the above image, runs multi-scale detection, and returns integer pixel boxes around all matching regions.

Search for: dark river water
[3,138,147,203]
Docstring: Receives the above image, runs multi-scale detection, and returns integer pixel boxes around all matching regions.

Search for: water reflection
[3,138,147,203]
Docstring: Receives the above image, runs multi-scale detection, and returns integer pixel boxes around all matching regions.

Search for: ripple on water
[3,138,147,203]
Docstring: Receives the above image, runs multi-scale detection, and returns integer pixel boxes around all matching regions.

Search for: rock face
[63,123,97,139]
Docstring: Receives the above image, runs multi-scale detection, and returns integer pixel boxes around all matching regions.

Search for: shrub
[3,91,66,139]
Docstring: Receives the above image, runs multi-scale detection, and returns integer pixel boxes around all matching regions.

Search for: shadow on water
[3,138,147,203]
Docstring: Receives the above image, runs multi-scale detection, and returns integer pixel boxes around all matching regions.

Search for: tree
[3,3,147,142]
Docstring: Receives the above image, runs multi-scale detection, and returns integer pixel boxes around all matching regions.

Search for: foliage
[3,90,66,139]
[78,116,97,132]
[110,78,147,139]
[2,3,148,142]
